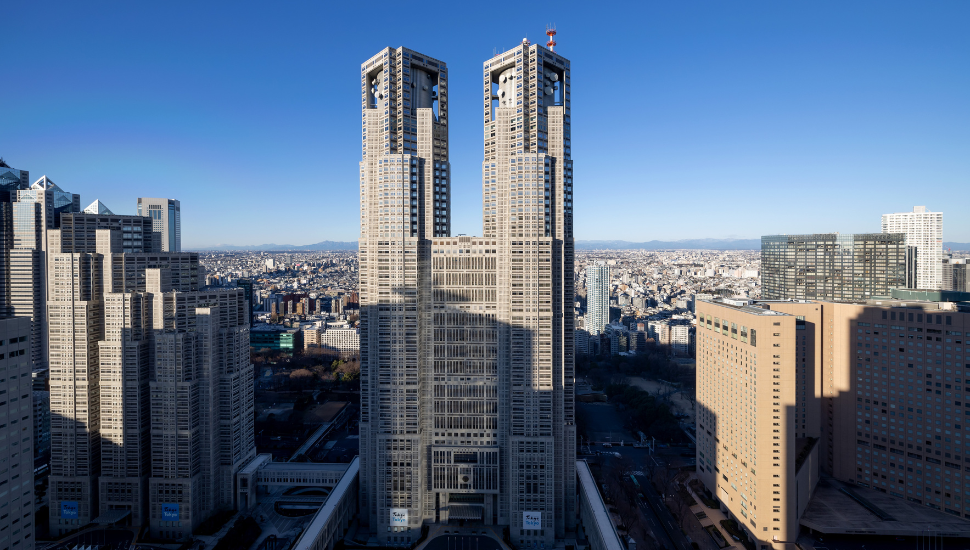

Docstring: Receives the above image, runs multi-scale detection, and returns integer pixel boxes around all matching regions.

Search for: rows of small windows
[854,317,968,515]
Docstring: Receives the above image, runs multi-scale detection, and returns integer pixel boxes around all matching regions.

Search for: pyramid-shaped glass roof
[31,175,65,193]
[83,200,114,215]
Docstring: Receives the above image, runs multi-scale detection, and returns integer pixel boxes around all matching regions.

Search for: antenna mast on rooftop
[546,24,557,51]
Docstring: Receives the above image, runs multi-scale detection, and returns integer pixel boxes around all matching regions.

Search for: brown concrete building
[696,298,820,549]
[697,292,970,547]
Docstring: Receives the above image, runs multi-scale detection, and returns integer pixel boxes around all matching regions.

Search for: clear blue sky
[3,1,968,247]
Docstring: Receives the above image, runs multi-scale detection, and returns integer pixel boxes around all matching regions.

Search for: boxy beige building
[696,298,819,549]
[697,293,970,546]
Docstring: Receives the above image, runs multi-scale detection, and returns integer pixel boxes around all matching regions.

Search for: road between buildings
[637,474,695,550]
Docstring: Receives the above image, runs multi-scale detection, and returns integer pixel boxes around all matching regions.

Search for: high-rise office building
[0,159,30,192]
[59,211,159,253]
[585,263,610,335]
[9,176,81,372]
[0,165,37,550]
[236,277,255,326]
[138,197,181,252]
[761,233,907,302]
[0,317,35,550]
[943,257,968,292]
[697,293,970,547]
[0,161,31,318]
[47,218,254,539]
[882,206,944,290]
[359,40,575,546]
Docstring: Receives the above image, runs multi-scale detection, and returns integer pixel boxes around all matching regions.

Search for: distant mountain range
[575,239,761,250]
[189,241,359,251]
[188,239,970,252]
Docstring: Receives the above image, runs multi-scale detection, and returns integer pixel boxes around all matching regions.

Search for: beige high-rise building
[359,40,575,547]
[47,219,254,539]
[697,293,970,546]
[696,298,820,549]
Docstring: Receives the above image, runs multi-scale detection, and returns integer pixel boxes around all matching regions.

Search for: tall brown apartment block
[696,299,820,549]
[698,293,970,546]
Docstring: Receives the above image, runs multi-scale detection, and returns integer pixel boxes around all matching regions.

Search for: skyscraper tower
[138,197,181,252]
[359,38,575,547]
[585,263,610,335]
[47,216,254,539]
[6,176,82,373]
[358,46,449,544]
[882,206,943,290]
[482,38,575,545]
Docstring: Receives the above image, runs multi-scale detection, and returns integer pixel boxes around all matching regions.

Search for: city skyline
[3,4,970,549]
[4,1,968,247]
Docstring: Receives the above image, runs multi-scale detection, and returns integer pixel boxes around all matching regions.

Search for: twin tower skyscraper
[358,41,576,545]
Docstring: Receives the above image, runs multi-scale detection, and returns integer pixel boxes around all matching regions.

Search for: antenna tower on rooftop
[546,24,557,51]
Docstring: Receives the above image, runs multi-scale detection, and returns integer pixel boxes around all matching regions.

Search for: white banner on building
[390,508,408,526]
[523,511,541,529]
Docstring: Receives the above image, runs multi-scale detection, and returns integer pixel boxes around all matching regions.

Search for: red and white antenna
[546,24,557,51]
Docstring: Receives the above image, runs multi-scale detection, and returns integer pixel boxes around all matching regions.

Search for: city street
[635,473,695,550]
[579,400,706,550]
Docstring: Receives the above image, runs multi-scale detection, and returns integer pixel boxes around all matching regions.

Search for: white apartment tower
[585,263,610,335]
[359,40,575,547]
[138,198,181,252]
[882,206,943,289]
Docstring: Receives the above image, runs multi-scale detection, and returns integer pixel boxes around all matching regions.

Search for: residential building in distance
[586,263,610,335]
[0,317,35,550]
[697,292,970,547]
[358,40,575,546]
[882,206,943,290]
[138,197,181,252]
[670,323,690,356]
[305,325,359,355]
[761,233,907,302]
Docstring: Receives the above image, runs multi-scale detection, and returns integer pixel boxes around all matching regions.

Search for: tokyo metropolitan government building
[358,39,576,546]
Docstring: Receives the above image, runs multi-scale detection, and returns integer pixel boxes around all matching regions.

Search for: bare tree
[654,465,678,505]
[289,369,315,390]
[672,490,693,531]
[684,384,696,411]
